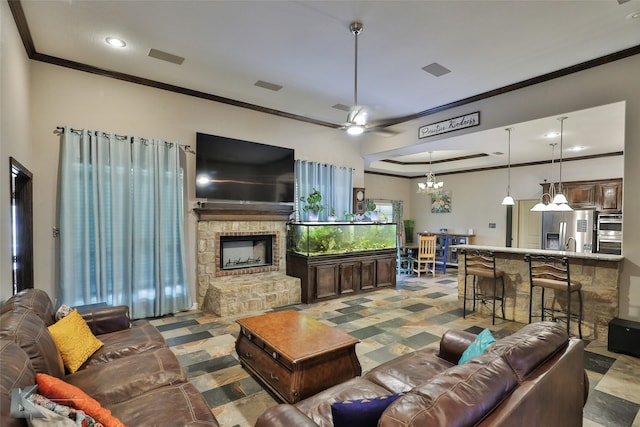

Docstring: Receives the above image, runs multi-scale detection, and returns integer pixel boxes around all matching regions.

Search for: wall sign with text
[418,112,480,139]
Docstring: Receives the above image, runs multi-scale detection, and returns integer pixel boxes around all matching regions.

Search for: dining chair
[396,232,412,275]
[411,234,436,278]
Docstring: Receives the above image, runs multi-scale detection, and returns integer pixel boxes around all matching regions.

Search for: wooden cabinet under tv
[286,250,396,304]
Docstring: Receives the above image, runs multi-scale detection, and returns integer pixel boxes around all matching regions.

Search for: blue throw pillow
[331,393,403,427]
[458,328,496,364]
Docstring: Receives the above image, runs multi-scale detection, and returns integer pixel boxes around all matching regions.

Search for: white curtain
[295,160,353,221]
[58,128,191,319]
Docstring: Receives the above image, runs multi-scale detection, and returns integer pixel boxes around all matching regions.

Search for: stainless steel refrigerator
[541,209,595,253]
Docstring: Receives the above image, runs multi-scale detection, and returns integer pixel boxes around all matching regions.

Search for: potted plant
[404,219,415,243]
[300,188,324,221]
[366,201,378,221]
[327,207,337,222]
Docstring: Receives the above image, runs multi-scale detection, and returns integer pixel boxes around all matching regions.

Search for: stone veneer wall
[197,220,288,307]
[458,252,620,342]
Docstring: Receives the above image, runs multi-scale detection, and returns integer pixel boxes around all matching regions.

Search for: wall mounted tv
[195,132,295,204]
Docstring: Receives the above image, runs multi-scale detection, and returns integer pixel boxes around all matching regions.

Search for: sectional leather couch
[0,288,219,427]
[256,321,588,427]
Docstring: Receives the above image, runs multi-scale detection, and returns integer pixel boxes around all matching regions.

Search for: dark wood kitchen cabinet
[543,178,622,212]
[597,180,623,212]
[565,183,597,209]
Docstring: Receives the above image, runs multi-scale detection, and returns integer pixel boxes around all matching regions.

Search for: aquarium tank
[287,222,397,256]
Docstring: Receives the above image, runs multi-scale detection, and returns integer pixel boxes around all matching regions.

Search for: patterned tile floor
[150,272,640,427]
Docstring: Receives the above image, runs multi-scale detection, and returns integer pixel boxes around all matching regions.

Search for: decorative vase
[405,229,414,243]
[368,211,378,222]
[307,210,319,222]
[404,221,415,243]
[327,216,337,222]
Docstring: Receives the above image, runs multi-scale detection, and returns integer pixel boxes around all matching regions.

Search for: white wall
[1,0,32,302]
[27,61,365,301]
[364,173,412,214]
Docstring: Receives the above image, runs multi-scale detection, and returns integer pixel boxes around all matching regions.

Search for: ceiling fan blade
[347,106,368,126]
[366,127,402,137]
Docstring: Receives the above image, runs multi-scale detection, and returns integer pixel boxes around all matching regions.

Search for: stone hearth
[195,204,301,316]
[202,271,300,317]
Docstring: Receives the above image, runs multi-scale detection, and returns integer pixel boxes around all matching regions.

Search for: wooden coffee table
[236,310,361,403]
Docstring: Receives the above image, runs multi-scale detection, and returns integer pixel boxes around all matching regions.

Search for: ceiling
[14,0,640,176]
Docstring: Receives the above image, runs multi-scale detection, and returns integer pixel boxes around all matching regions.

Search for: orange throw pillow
[36,373,125,427]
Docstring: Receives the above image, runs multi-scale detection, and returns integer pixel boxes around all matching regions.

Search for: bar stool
[461,249,505,325]
[525,254,583,338]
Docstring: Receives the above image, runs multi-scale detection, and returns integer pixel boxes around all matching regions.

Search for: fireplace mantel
[194,202,293,221]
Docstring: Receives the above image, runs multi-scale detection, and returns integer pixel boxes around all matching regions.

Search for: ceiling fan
[340,21,399,137]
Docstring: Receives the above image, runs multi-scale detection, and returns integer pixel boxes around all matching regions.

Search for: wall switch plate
[489,223,496,228]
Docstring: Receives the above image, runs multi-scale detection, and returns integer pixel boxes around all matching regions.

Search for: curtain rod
[55,126,194,154]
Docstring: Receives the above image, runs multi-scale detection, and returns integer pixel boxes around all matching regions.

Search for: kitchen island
[455,245,623,342]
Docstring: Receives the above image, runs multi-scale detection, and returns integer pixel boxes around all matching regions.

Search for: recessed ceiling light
[568,146,586,152]
[105,37,126,48]
[544,132,560,139]
[626,10,640,20]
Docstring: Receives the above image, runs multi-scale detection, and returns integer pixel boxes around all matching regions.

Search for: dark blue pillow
[331,393,403,427]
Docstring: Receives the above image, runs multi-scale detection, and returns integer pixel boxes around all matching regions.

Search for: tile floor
[150,272,640,427]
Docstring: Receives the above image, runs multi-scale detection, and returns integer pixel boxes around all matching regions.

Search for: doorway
[10,157,34,294]
[512,199,541,249]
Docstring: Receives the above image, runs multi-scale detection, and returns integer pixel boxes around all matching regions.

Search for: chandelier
[417,152,444,194]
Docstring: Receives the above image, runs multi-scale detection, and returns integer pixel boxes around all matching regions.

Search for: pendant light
[530,143,556,212]
[416,152,444,193]
[552,116,573,211]
[501,128,515,205]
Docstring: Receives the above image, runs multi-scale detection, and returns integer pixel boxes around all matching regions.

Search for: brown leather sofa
[0,288,219,427]
[256,321,587,427]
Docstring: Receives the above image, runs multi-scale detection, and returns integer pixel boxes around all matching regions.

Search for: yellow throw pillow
[48,309,103,373]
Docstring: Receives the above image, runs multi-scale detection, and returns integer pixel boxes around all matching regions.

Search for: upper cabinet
[566,183,597,209]
[543,178,622,212]
[597,180,623,212]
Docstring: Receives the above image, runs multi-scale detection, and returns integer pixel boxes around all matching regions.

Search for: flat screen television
[195,132,295,203]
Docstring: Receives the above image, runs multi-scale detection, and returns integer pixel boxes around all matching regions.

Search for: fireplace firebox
[219,234,274,271]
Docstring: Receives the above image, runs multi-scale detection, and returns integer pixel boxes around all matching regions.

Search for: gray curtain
[58,127,191,319]
[391,200,404,242]
[295,160,353,221]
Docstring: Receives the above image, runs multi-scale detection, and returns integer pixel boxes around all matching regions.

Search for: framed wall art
[431,190,451,213]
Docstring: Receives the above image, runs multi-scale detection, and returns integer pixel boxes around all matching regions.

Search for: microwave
[597,214,622,234]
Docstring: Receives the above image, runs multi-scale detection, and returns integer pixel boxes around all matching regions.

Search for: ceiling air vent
[148,48,185,65]
[422,62,451,77]
[332,104,351,112]
[254,80,283,91]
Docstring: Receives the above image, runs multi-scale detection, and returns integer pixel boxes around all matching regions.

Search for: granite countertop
[453,244,624,262]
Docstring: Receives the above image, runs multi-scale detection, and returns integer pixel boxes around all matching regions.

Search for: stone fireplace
[216,232,278,275]
[195,203,301,316]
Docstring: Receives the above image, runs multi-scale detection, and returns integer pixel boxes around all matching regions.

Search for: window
[373,200,394,223]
